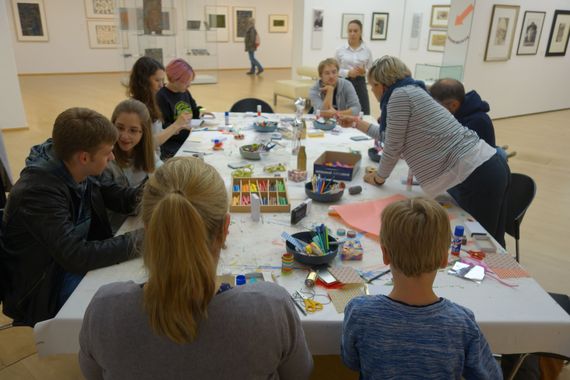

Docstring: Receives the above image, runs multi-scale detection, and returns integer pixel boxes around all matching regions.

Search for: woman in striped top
[340,56,510,247]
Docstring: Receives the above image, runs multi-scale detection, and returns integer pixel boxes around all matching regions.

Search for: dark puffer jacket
[455,90,496,147]
[1,139,142,326]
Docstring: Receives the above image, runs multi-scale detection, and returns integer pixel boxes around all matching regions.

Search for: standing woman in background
[128,56,191,162]
[79,157,313,380]
[335,19,373,115]
[244,17,264,75]
[103,99,156,233]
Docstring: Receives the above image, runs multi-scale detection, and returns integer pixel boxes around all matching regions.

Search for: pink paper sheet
[331,194,407,237]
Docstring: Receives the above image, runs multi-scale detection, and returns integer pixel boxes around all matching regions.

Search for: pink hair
[165,59,194,84]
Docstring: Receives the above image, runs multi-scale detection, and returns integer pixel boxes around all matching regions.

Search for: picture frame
[160,8,175,35]
[312,9,324,49]
[341,13,364,39]
[187,20,201,31]
[11,0,49,42]
[484,5,520,62]
[430,5,450,28]
[546,10,570,57]
[204,6,229,42]
[233,7,255,42]
[427,29,447,52]
[370,12,389,40]
[269,14,288,33]
[87,20,121,49]
[516,11,546,56]
[84,0,115,19]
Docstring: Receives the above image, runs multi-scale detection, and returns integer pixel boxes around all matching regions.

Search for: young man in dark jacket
[430,78,514,160]
[1,107,143,326]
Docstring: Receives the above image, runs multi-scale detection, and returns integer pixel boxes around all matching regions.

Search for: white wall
[0,0,27,130]
[8,0,292,74]
[297,0,449,74]
[463,0,570,119]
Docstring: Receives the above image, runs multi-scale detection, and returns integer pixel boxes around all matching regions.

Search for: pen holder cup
[305,182,344,203]
[368,147,381,163]
[285,231,338,266]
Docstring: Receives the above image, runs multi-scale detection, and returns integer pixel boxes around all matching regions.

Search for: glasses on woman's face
[117,125,143,136]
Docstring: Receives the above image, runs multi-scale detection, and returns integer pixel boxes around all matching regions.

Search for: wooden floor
[1,69,569,379]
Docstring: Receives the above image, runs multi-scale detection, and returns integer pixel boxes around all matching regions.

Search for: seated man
[430,78,514,160]
[1,107,143,326]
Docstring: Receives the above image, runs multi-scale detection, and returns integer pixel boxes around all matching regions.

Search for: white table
[34,113,570,357]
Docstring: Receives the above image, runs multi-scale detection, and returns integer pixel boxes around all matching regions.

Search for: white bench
[273,66,318,106]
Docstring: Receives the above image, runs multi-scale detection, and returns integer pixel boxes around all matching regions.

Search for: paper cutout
[327,285,366,313]
[331,194,407,237]
[328,266,364,284]
[484,253,530,279]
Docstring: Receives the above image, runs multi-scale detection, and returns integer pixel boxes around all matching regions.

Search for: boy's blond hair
[380,197,450,277]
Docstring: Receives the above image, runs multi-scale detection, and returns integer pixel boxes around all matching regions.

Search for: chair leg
[516,239,520,262]
[273,94,277,106]
[507,353,530,380]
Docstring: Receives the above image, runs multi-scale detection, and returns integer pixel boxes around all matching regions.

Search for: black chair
[230,98,274,113]
[505,173,536,262]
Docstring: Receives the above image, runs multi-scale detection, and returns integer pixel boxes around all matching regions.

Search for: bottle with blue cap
[235,274,246,286]
[224,111,230,126]
[451,225,464,256]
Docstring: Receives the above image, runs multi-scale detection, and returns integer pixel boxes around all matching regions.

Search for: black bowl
[305,182,344,203]
[285,231,338,266]
[368,147,381,162]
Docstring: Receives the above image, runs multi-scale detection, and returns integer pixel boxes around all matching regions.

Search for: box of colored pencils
[230,177,291,213]
[313,151,361,181]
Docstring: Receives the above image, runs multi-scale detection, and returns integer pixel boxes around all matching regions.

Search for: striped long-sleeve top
[341,295,502,379]
[367,86,496,196]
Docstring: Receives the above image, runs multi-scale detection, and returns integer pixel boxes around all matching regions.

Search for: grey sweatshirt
[79,281,313,380]
[309,77,361,115]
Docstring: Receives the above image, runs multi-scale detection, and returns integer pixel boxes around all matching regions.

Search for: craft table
[33,113,570,358]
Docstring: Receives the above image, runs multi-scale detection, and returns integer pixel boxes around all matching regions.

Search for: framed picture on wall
[371,12,389,40]
[11,0,49,42]
[269,14,288,33]
[341,13,364,39]
[430,5,450,28]
[484,5,520,61]
[161,8,175,35]
[84,0,115,19]
[204,6,229,42]
[546,10,570,57]
[87,20,121,48]
[427,29,447,52]
[516,11,546,56]
[233,7,255,42]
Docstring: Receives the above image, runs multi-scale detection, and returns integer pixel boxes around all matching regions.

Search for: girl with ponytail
[79,157,313,379]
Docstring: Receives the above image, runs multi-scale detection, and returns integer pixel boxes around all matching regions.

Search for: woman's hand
[348,66,365,78]
[319,109,337,119]
[364,172,385,186]
[337,115,357,128]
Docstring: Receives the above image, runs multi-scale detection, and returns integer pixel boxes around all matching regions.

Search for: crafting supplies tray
[230,177,291,212]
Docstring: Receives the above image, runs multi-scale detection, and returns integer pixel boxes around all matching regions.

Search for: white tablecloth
[34,113,570,357]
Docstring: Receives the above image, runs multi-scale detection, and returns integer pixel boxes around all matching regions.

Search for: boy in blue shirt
[341,197,501,379]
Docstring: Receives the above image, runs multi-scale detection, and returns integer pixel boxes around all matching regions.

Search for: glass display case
[414,64,463,85]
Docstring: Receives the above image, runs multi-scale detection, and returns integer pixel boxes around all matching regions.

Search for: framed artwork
[145,48,163,65]
[87,20,121,48]
[430,5,450,28]
[233,7,255,42]
[204,6,228,42]
[187,20,201,31]
[269,14,288,33]
[312,9,324,49]
[341,13,364,39]
[546,10,570,57]
[11,0,49,42]
[143,0,161,35]
[484,5,520,62]
[370,12,389,40]
[516,11,546,56]
[427,29,447,52]
[160,8,175,35]
[118,7,129,30]
[84,0,115,19]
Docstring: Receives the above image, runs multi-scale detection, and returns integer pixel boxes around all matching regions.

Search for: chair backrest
[505,173,537,240]
[229,98,274,113]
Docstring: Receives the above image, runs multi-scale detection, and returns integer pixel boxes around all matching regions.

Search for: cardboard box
[313,151,361,181]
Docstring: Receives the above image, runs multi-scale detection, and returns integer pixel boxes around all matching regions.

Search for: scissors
[294,291,323,313]
[467,250,486,260]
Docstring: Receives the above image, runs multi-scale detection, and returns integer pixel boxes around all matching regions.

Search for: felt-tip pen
[290,295,307,316]
[367,269,391,283]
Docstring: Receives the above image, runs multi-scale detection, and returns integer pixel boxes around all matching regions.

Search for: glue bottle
[224,111,230,126]
[451,225,464,256]
[297,146,307,171]
[257,104,262,117]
